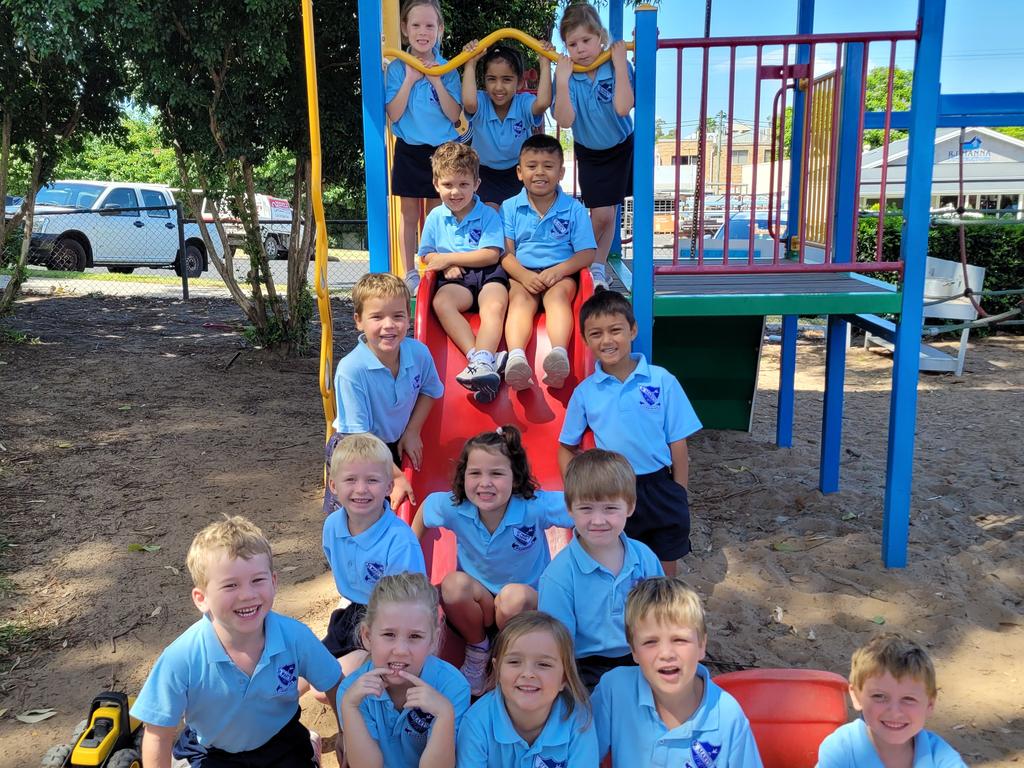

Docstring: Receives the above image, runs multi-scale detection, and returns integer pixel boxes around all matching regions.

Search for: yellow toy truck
[42,692,143,768]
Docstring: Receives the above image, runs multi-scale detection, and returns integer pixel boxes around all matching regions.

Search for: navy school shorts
[323,601,368,658]
[323,432,402,514]
[435,262,510,311]
[391,138,441,199]
[576,652,636,692]
[575,133,634,209]
[478,164,523,206]
[172,707,313,768]
[626,465,692,561]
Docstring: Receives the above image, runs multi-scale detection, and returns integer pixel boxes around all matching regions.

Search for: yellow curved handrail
[300,0,337,441]
[384,27,633,75]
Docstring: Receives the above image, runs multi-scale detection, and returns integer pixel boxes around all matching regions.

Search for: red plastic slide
[398,269,595,584]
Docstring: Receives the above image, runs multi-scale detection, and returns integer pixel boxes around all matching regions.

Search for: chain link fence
[2,205,370,300]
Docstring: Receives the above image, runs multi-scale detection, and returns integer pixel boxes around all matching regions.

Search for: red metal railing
[648,28,918,275]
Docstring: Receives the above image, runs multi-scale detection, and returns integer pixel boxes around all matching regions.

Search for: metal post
[631,5,657,358]
[176,202,189,301]
[777,0,814,447]
[359,0,391,273]
[818,41,865,492]
[882,0,945,567]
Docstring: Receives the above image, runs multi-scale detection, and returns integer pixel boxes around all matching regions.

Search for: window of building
[731,149,749,164]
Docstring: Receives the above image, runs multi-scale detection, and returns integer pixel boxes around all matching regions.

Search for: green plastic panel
[653,315,765,431]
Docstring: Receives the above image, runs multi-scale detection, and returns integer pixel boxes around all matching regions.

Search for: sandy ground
[0,294,1021,766]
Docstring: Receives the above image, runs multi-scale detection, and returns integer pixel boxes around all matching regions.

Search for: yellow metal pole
[300,0,337,440]
[384,0,404,276]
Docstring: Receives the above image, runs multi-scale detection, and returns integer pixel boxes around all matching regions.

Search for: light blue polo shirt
[322,504,426,604]
[333,335,443,443]
[417,196,504,259]
[538,533,663,658]
[501,187,597,269]
[470,92,541,170]
[421,489,572,593]
[456,690,598,768]
[817,719,967,768]
[594,664,763,768]
[554,60,634,150]
[131,613,341,753]
[337,655,471,768]
[560,354,702,475]
[385,54,461,146]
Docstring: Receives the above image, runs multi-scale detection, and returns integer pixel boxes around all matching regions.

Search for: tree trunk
[0,152,42,316]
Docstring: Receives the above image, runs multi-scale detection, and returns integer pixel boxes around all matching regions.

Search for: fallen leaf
[871,615,886,625]
[0,708,7,718]
[57,442,74,449]
[772,541,797,552]
[280,566,298,572]
[117,404,132,411]
[807,629,817,641]
[841,511,858,521]
[163,565,180,576]
[128,544,161,553]
[150,606,162,618]
[16,708,57,724]
[772,606,784,623]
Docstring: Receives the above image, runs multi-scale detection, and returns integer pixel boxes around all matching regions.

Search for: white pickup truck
[9,180,222,277]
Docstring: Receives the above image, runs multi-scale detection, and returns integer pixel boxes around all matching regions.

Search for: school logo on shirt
[413,374,422,390]
[512,119,527,137]
[275,663,297,693]
[533,758,566,768]
[686,741,722,768]
[404,707,435,735]
[596,79,614,103]
[364,561,385,583]
[638,385,661,409]
[511,524,537,552]
[468,226,482,245]
[428,85,440,104]
[551,218,570,239]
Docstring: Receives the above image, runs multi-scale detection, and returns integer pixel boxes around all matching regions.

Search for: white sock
[551,346,567,357]
[508,348,527,360]
[471,349,495,365]
[590,263,606,277]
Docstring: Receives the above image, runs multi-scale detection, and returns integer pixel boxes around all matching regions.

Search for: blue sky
[554,1,1024,133]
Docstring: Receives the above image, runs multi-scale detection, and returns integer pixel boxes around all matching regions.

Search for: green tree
[995,126,1024,141]
[1,0,129,314]
[54,116,178,186]
[863,65,912,148]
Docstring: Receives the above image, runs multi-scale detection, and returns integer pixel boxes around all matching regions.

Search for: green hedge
[857,216,1024,320]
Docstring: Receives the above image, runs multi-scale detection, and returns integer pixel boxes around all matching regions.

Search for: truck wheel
[176,244,204,278]
[107,266,135,275]
[107,748,142,768]
[40,744,71,768]
[48,239,86,272]
[263,234,282,260]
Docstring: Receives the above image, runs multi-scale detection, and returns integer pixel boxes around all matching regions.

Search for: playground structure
[301,2,1024,561]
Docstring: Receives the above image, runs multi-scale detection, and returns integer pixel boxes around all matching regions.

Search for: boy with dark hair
[559,289,701,576]
[499,133,596,391]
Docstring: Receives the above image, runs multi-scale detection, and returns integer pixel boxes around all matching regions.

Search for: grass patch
[0,620,42,661]
[0,576,16,600]
[0,326,40,345]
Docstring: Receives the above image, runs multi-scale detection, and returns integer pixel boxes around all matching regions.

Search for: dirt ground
[0,294,1021,766]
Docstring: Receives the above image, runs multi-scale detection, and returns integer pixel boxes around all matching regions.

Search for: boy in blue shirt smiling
[325,271,444,512]
[538,449,663,690]
[131,516,343,767]
[559,289,701,577]
[593,577,763,768]
[817,634,966,768]
[322,433,426,666]
[419,142,509,403]
[500,133,596,391]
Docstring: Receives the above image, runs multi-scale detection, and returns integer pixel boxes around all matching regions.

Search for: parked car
[199,193,300,260]
[4,194,22,210]
[23,180,220,277]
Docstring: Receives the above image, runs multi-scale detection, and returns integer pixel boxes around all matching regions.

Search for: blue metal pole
[818,41,865,492]
[358,0,391,273]
[882,0,945,567]
[631,5,657,359]
[776,314,798,448]
[776,0,814,448]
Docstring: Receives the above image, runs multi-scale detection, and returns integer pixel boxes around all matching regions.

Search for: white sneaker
[589,265,609,291]
[542,347,571,388]
[469,360,501,403]
[504,353,533,391]
[405,270,421,296]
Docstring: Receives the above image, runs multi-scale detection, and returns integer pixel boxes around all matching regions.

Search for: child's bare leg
[441,572,495,694]
[399,196,421,278]
[504,281,541,390]
[301,648,369,705]
[441,571,495,644]
[590,205,617,266]
[433,284,475,355]
[540,278,577,388]
[474,282,509,354]
[493,584,537,629]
